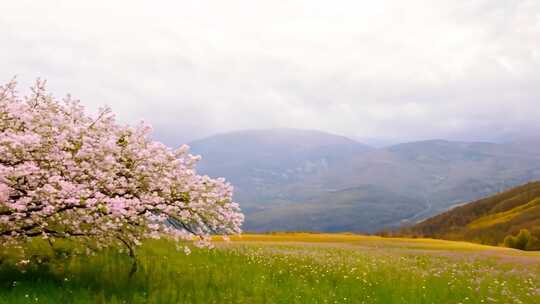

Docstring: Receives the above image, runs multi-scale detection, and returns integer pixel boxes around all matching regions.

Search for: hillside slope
[398,181,540,248]
[190,129,540,232]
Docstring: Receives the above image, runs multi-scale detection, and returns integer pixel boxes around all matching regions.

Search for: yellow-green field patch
[468,198,540,229]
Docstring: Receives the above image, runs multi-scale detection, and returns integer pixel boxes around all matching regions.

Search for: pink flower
[0,183,10,203]
[0,79,243,254]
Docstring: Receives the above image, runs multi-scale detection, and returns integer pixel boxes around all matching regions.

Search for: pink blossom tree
[0,79,243,269]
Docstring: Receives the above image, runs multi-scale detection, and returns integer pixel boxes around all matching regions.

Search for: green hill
[397,181,540,249]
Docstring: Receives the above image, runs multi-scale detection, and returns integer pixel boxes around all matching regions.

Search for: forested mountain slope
[397,181,540,248]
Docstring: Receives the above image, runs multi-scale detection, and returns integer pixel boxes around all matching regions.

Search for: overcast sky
[1,0,539,146]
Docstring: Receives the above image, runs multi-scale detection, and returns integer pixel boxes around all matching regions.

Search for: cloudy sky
[1,0,539,146]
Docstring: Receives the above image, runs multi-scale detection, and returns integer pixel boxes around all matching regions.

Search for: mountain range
[188,129,540,232]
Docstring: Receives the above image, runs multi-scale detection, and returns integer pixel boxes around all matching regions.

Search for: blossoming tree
[0,79,244,264]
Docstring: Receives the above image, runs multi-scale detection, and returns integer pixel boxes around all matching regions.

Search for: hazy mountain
[189,130,540,232]
[190,128,373,204]
[397,181,540,249]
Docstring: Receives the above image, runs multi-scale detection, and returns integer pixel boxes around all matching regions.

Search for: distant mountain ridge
[190,128,373,207]
[188,129,540,232]
[396,181,540,249]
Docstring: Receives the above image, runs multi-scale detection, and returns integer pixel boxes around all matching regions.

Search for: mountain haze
[189,129,540,232]
[190,128,373,204]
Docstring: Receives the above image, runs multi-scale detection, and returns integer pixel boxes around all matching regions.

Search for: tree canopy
[0,79,243,253]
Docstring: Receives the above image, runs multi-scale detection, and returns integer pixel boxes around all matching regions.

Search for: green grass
[0,234,539,303]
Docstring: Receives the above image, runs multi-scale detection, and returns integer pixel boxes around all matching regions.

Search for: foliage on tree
[503,229,539,251]
[0,79,244,257]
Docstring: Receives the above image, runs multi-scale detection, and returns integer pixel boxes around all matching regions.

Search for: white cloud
[1,0,539,145]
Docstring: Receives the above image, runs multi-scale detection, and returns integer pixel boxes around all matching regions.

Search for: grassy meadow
[0,233,539,303]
